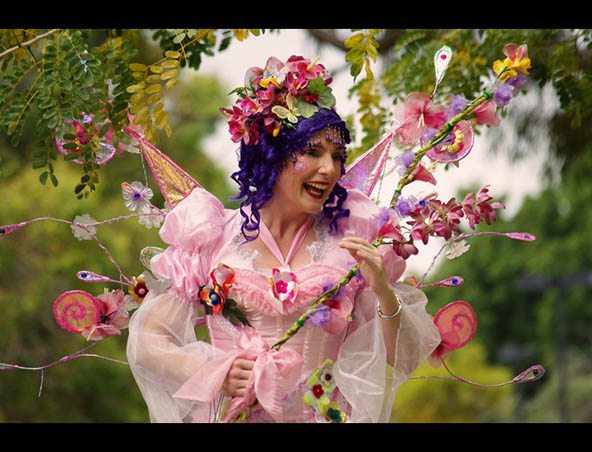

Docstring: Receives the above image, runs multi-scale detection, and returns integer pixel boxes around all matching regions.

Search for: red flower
[411,164,437,185]
[199,264,236,315]
[312,384,324,398]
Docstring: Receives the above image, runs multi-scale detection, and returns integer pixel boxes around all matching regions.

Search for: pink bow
[173,327,302,422]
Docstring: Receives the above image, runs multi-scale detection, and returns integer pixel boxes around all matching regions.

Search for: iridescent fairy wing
[123,124,201,210]
[340,132,393,197]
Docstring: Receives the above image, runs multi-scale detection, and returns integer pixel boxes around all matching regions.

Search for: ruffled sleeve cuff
[150,187,227,303]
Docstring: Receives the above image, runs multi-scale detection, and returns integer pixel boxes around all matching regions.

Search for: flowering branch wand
[271,52,520,352]
[389,91,492,208]
[270,97,486,351]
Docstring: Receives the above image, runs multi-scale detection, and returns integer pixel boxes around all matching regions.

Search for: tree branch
[0,28,62,60]
[305,29,408,54]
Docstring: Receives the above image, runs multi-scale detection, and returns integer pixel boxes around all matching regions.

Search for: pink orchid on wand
[377,186,506,260]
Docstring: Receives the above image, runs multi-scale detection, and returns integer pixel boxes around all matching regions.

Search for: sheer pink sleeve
[126,291,221,422]
[332,189,441,422]
[126,187,228,422]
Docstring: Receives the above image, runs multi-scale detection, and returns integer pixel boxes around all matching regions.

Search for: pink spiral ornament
[429,300,477,367]
[53,290,101,333]
[423,120,474,163]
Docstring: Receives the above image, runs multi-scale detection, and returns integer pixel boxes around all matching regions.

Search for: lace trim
[306,216,329,263]
[229,223,260,269]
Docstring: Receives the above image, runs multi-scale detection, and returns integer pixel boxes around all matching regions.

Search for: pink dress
[126,187,440,423]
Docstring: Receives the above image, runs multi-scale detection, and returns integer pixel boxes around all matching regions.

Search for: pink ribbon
[173,326,302,422]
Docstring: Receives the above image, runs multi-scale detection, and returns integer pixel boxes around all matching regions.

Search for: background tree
[1,28,590,421]
[419,141,592,421]
[0,31,233,420]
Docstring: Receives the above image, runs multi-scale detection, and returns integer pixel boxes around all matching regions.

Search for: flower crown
[220,55,337,146]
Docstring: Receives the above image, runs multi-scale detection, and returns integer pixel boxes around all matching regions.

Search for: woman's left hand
[339,237,391,298]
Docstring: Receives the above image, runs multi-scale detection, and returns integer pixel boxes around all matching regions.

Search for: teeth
[306,182,327,191]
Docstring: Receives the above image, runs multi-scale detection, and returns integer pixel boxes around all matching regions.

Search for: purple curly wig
[230,108,351,242]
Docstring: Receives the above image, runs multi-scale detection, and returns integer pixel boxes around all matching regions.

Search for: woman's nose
[318,153,336,176]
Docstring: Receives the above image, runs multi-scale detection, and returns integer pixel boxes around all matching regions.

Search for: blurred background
[1,29,590,422]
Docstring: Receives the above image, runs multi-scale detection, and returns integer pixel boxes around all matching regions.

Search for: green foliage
[344,29,381,80]
[381,29,592,122]
[391,341,515,422]
[150,29,276,71]
[0,67,234,421]
[0,29,139,197]
[345,85,386,162]
[0,28,273,197]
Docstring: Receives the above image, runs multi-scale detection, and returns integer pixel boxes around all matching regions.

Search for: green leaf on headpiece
[317,89,336,110]
[306,76,335,110]
[307,76,327,95]
[295,98,319,118]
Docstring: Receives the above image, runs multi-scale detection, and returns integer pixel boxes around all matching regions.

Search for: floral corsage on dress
[199,264,251,327]
[303,359,347,423]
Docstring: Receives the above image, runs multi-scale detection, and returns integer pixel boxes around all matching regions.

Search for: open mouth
[303,182,329,199]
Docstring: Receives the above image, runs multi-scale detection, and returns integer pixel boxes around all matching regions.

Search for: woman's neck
[259,203,311,242]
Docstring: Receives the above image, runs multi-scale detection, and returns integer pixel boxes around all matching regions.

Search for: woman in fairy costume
[126,55,440,423]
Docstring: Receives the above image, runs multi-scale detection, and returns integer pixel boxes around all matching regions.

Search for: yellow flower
[233,29,249,41]
[259,77,281,89]
[128,275,148,303]
[493,43,531,82]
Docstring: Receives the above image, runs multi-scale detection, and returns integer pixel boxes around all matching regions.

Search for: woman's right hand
[221,358,255,398]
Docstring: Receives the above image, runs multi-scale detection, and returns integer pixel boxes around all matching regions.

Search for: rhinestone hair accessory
[220,55,337,146]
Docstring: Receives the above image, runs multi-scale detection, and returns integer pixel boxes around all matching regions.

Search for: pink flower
[411,163,437,185]
[393,92,447,146]
[427,197,464,240]
[228,117,256,145]
[428,301,477,367]
[410,220,430,245]
[374,210,420,260]
[269,269,298,303]
[262,56,285,81]
[284,71,309,95]
[239,97,261,115]
[256,81,279,109]
[320,298,353,335]
[82,289,130,340]
[393,241,419,260]
[244,66,263,88]
[472,100,500,127]
[462,185,505,229]
[223,106,259,145]
[503,43,529,62]
[285,55,327,80]
[275,279,288,293]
